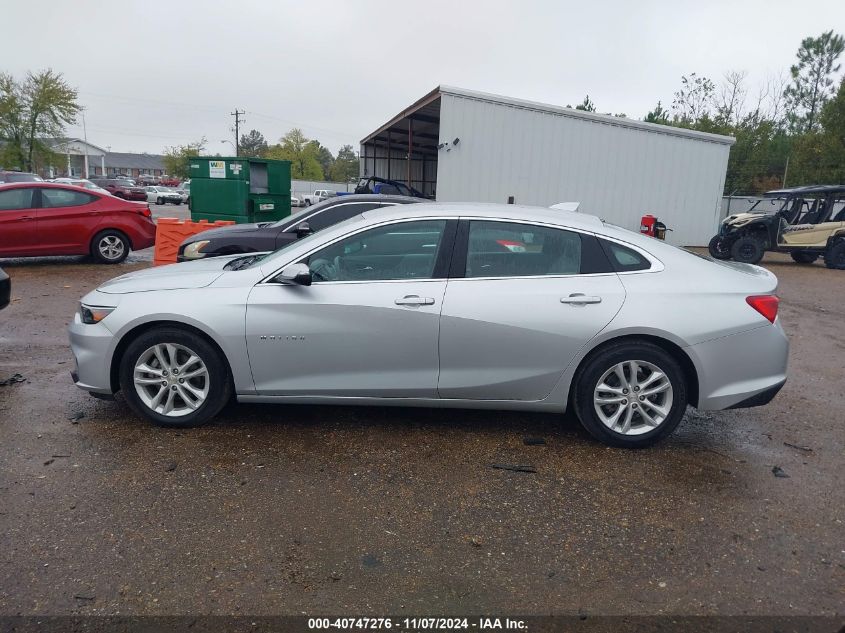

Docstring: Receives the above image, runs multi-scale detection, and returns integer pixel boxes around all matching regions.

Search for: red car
[90,178,148,201]
[0,182,156,264]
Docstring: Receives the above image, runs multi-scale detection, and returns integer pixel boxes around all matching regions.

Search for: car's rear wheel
[790,250,819,264]
[573,341,688,448]
[708,235,731,259]
[91,229,129,264]
[119,327,232,428]
[823,239,845,270]
[730,236,765,264]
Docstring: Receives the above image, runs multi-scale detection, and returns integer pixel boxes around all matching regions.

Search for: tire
[305,199,312,206]
[118,327,232,428]
[708,235,731,260]
[573,341,688,448]
[790,250,819,264]
[730,236,765,264]
[823,239,845,270]
[156,197,163,205]
[90,229,130,264]
[174,200,182,205]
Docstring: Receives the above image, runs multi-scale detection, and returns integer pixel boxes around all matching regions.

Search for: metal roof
[103,152,165,170]
[361,85,736,147]
[764,185,845,196]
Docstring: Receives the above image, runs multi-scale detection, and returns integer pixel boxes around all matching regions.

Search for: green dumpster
[188,156,291,224]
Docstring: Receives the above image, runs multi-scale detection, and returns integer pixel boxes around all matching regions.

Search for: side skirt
[236,394,566,413]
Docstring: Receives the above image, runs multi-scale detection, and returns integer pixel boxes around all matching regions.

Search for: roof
[361,201,604,230]
[361,85,736,147]
[764,185,845,196]
[104,152,165,170]
[47,137,109,154]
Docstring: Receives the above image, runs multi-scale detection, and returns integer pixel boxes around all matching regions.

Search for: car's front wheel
[730,236,765,264]
[708,235,731,259]
[119,327,232,427]
[156,197,164,205]
[573,341,688,448]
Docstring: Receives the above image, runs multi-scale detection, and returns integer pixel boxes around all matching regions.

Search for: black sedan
[177,194,422,261]
[0,267,9,310]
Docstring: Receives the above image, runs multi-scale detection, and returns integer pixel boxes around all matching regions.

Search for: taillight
[746,295,779,323]
[140,205,152,218]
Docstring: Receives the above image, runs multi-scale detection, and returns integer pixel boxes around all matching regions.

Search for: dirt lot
[0,250,843,616]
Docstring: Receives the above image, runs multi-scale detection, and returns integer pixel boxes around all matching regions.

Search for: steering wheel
[309,258,337,282]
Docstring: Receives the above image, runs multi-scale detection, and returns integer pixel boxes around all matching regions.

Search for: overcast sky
[2,0,843,156]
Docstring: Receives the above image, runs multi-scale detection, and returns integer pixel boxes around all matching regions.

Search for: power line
[230,109,245,156]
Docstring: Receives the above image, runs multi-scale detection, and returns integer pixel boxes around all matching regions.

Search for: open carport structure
[360,86,735,245]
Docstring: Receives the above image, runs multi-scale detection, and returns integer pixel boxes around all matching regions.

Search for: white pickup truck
[301,189,335,206]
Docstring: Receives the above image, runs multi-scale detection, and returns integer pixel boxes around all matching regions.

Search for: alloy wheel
[98,235,125,261]
[593,360,674,435]
[133,343,209,417]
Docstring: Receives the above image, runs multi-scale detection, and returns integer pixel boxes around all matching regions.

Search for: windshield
[747,197,788,214]
[245,214,366,269]
[269,200,328,228]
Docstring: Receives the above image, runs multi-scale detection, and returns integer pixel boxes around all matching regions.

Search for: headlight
[182,240,210,259]
[80,303,115,324]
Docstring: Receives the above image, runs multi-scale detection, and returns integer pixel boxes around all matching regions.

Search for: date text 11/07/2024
[307,618,528,630]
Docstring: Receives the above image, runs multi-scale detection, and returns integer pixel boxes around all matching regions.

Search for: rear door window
[464,221,584,278]
[40,188,97,208]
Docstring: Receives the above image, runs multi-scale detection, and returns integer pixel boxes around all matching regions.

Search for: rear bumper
[689,319,789,411]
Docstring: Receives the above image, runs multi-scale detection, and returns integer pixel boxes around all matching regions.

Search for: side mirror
[277,263,312,286]
[295,222,312,238]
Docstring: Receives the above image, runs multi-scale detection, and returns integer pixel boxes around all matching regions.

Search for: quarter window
[305,220,447,282]
[465,221,583,278]
[40,188,96,208]
[600,239,651,272]
[0,188,34,210]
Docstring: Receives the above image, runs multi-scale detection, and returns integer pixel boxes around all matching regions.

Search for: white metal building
[360,86,735,246]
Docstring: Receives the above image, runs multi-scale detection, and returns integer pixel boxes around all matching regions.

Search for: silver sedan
[69,203,789,447]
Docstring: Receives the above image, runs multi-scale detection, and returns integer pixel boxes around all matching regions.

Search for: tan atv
[709,185,845,269]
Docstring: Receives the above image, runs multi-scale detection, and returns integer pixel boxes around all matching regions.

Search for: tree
[672,73,715,124]
[784,30,845,133]
[569,95,596,112]
[265,128,323,180]
[162,138,207,179]
[238,129,268,158]
[644,101,670,124]
[0,69,81,172]
[307,139,335,180]
[329,144,359,183]
[789,77,845,184]
[715,70,748,128]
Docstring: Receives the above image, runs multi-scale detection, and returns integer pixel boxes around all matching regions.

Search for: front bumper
[68,313,115,395]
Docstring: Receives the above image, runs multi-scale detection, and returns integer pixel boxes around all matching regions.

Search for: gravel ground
[0,249,842,616]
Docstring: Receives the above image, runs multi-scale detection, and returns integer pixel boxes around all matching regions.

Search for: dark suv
[91,178,147,201]
[0,170,42,184]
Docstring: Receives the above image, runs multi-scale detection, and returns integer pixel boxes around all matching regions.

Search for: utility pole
[230,109,245,156]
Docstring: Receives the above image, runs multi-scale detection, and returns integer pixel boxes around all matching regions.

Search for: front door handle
[395,295,435,306]
[18,216,34,222]
[560,293,602,305]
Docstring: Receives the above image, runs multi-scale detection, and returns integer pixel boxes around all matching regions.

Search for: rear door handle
[395,295,435,306]
[560,294,602,305]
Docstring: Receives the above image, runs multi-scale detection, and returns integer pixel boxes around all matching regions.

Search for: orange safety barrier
[153,218,236,266]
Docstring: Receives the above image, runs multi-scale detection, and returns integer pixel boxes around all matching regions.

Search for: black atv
[709,185,845,268]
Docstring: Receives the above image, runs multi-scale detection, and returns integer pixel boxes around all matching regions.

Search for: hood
[97,255,245,294]
[722,212,767,227]
[182,222,266,243]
